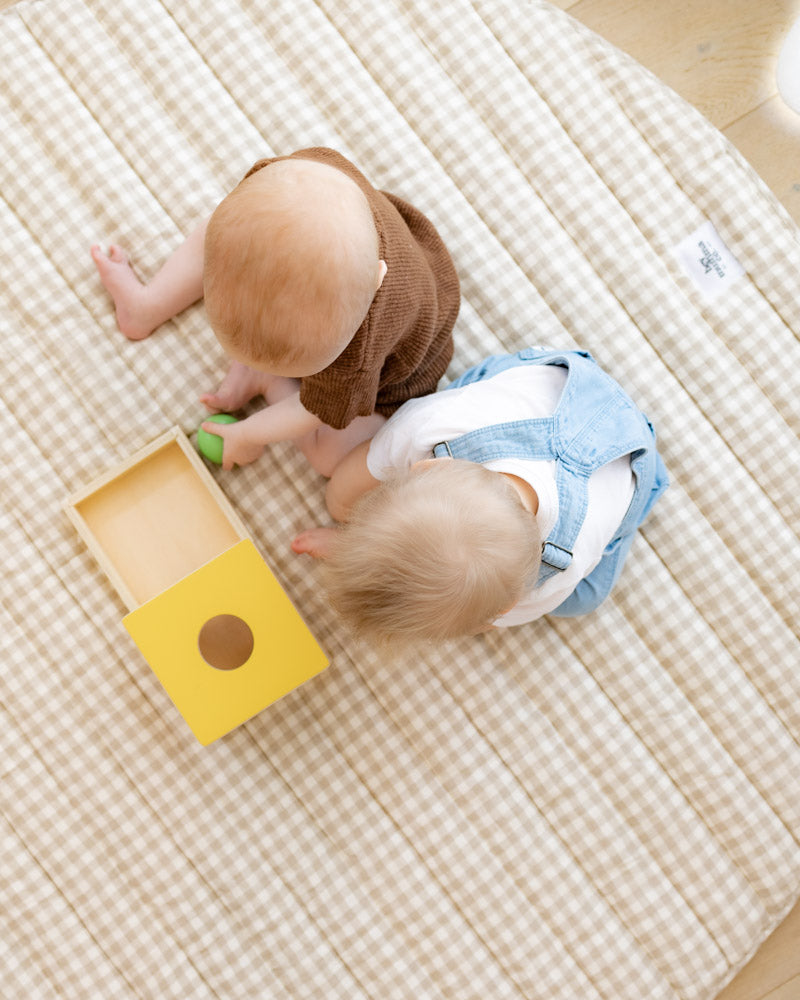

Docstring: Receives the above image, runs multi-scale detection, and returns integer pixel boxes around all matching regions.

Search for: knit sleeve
[299,361,381,430]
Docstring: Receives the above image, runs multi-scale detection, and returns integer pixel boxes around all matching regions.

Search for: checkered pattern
[1,1,799,998]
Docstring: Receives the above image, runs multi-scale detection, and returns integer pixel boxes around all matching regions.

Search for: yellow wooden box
[65,427,328,745]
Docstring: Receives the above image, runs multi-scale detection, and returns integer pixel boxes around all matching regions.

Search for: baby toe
[108,244,129,264]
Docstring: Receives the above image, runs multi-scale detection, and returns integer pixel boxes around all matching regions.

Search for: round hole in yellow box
[198,614,254,670]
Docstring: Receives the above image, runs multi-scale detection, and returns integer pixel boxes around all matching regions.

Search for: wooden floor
[1,0,798,997]
[561,0,800,227]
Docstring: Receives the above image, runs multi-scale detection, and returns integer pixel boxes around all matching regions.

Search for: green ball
[197,413,237,464]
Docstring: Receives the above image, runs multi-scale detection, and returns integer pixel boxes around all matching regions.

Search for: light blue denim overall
[432,348,668,617]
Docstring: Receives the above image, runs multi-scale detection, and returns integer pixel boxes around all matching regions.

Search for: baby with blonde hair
[292,347,668,642]
[322,460,541,642]
[91,147,460,473]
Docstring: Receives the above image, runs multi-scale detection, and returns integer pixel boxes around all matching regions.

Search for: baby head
[203,158,385,376]
[322,459,542,643]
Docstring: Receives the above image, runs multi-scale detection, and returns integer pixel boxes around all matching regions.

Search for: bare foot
[90,244,159,341]
[291,527,338,559]
[200,361,275,413]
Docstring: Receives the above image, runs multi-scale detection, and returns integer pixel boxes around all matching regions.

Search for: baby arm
[291,440,380,558]
[202,391,322,470]
[324,440,381,521]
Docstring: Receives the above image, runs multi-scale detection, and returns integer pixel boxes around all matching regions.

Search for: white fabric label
[673,220,745,300]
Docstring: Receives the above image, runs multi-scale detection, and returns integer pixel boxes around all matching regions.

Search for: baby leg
[90,218,207,340]
[200,365,290,413]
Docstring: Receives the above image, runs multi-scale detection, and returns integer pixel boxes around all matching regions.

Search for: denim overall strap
[433,349,664,587]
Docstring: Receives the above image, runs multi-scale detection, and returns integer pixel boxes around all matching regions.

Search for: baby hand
[291,527,339,560]
[200,416,264,470]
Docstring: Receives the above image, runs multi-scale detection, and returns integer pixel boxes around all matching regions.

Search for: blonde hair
[322,460,541,643]
[203,160,379,372]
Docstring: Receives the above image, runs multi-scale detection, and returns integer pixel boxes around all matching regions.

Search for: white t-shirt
[366,364,635,625]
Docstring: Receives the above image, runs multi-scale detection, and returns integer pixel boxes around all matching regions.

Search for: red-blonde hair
[203,160,379,372]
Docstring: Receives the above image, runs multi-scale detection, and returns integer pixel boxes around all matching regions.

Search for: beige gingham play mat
[2,1,799,998]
